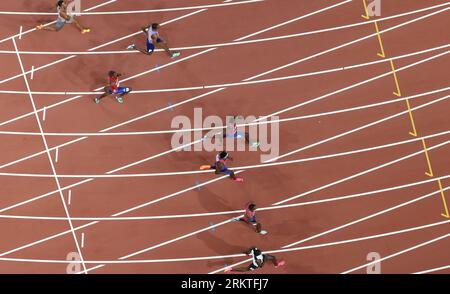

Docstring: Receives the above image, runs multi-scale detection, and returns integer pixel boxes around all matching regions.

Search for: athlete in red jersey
[94,71,132,104]
[234,202,267,234]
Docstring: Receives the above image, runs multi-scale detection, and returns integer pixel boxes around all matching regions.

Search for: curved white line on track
[0,174,449,221]
[0,87,448,228]
[208,187,450,274]
[1,136,448,267]
[11,38,88,273]
[0,0,264,16]
[84,142,450,272]
[1,43,448,96]
[1,2,449,56]
[413,265,450,274]
[341,233,450,274]
[1,129,449,178]
[0,219,448,265]
[0,4,445,174]
[0,0,116,45]
[0,86,448,137]
[0,4,447,267]
[0,46,447,177]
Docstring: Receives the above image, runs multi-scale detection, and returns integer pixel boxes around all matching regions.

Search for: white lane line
[68,190,72,205]
[1,42,447,176]
[1,173,447,222]
[208,189,450,274]
[243,5,450,81]
[2,43,448,96]
[264,50,450,164]
[81,233,85,248]
[42,107,46,121]
[54,147,59,163]
[0,4,446,263]
[1,85,448,136]
[0,2,354,174]
[282,178,450,249]
[1,128,450,179]
[413,264,450,274]
[0,0,350,129]
[341,233,450,274]
[80,139,450,272]
[234,0,352,41]
[84,0,117,12]
[0,85,447,226]
[2,135,448,267]
[2,2,448,56]
[29,65,34,80]
[0,0,264,16]
[0,172,242,258]
[0,1,448,56]
[0,9,209,88]
[11,38,87,274]
[0,218,447,266]
[0,0,117,45]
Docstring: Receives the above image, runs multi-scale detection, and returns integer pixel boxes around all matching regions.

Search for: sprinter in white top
[127,23,180,58]
[36,0,90,34]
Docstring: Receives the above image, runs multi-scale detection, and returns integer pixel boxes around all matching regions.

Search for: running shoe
[127,44,136,50]
[36,24,44,30]
[234,177,244,182]
[116,96,124,103]
[259,230,268,235]
[81,28,91,34]
[94,97,100,104]
[171,52,181,58]
[275,260,285,268]
[224,267,232,273]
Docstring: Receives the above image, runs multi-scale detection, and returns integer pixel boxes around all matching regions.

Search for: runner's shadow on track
[264,218,314,240]
[196,186,234,212]
[197,231,246,267]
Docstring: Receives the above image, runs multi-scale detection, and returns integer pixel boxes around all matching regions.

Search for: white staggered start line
[11,38,87,274]
[0,1,446,272]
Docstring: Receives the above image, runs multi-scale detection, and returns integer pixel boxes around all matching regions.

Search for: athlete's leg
[227,265,253,272]
[37,21,64,32]
[264,254,284,267]
[95,87,112,104]
[71,19,90,34]
[156,39,180,58]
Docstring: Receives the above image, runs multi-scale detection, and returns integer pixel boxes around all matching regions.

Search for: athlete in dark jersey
[224,247,285,272]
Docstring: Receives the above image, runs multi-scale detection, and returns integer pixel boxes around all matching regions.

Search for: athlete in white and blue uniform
[127,23,180,58]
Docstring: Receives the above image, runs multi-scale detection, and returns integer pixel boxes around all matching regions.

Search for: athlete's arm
[141,26,149,34]
[59,4,71,21]
[243,248,253,255]
[151,34,159,42]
